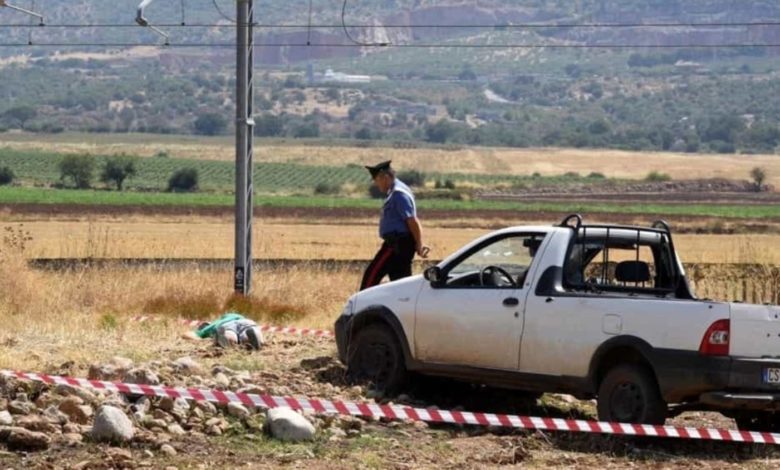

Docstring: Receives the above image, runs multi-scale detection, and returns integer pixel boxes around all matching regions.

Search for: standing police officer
[361,160,430,290]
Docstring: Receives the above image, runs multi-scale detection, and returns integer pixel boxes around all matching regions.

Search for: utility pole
[234,0,254,295]
[135,0,254,295]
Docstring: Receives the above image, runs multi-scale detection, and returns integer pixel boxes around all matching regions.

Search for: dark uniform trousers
[360,234,416,290]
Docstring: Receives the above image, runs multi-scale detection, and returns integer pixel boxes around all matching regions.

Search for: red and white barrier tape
[2,370,777,445]
[129,315,334,338]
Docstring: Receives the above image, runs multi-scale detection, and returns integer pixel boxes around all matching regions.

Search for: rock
[166,424,186,436]
[413,420,429,430]
[92,406,135,444]
[227,403,250,420]
[172,356,202,375]
[6,428,50,451]
[16,415,58,434]
[43,405,70,425]
[8,400,34,415]
[556,394,578,405]
[329,428,347,441]
[337,416,363,432]
[102,392,129,409]
[62,432,83,447]
[160,397,190,418]
[59,397,93,424]
[88,363,122,381]
[213,373,230,388]
[212,365,235,376]
[55,384,97,404]
[206,424,222,436]
[160,444,177,457]
[105,447,133,462]
[124,368,160,386]
[0,411,12,426]
[62,422,81,434]
[110,356,134,370]
[195,401,217,415]
[131,397,152,414]
[266,408,316,442]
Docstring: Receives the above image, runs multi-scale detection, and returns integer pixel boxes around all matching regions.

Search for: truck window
[563,231,676,294]
[445,234,545,288]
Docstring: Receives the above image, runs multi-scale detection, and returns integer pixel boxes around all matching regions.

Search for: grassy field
[2,132,780,185]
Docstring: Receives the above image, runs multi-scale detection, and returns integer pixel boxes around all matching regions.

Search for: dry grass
[4,133,780,185]
[0,233,357,372]
[9,217,780,264]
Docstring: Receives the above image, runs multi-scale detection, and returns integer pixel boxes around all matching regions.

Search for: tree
[193,113,227,136]
[0,166,14,185]
[100,155,138,191]
[59,155,95,189]
[168,168,199,192]
[3,106,37,130]
[750,167,767,192]
[425,119,459,143]
[354,127,373,140]
[254,113,284,137]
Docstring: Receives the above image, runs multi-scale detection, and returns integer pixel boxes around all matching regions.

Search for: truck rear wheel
[597,364,667,425]
[346,324,406,394]
[735,412,780,433]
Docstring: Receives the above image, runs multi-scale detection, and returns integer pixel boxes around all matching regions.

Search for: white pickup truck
[335,214,780,431]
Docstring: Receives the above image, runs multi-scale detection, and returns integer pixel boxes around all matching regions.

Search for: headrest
[615,260,650,283]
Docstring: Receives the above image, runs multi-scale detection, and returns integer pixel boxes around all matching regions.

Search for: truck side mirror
[424,266,444,287]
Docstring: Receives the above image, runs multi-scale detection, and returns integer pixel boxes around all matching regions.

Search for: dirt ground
[1,333,778,470]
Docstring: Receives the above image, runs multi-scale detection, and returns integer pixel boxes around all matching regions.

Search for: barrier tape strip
[129,315,335,338]
[2,370,777,445]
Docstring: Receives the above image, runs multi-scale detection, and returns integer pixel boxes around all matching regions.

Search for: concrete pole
[235,0,254,294]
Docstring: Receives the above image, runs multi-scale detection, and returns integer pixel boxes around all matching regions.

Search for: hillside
[0,1,779,155]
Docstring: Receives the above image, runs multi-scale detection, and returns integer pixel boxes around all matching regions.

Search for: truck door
[414,232,549,370]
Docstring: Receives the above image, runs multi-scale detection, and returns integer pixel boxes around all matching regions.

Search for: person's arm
[405,217,430,258]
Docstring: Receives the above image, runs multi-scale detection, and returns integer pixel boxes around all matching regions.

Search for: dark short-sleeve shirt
[379,179,417,238]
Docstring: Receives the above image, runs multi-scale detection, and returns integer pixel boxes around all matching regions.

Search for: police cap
[365,160,392,178]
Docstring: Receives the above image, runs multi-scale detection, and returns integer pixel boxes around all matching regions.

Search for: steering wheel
[479,266,516,287]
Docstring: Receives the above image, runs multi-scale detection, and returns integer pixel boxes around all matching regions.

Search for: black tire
[734,413,780,433]
[346,323,407,394]
[597,364,667,425]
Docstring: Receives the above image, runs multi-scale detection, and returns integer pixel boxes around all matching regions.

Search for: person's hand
[417,245,430,259]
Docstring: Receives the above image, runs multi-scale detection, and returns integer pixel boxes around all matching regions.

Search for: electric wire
[0,42,777,49]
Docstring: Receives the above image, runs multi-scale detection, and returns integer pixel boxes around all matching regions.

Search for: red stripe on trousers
[365,246,393,288]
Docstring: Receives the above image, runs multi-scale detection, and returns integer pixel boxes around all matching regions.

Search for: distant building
[317,68,371,84]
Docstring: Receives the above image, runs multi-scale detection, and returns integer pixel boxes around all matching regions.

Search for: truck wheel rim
[611,382,643,422]
[358,342,393,386]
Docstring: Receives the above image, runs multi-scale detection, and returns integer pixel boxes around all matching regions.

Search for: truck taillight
[699,319,730,356]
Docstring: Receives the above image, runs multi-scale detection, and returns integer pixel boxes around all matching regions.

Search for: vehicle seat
[615,260,651,286]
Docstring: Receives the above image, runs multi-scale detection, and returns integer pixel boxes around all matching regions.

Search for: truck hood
[352,275,425,315]
[729,303,780,358]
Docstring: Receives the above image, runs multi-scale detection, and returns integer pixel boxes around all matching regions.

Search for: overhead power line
[0,42,778,48]
[0,21,778,28]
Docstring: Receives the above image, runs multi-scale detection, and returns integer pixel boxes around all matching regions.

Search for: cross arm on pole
[0,0,45,25]
[135,0,170,45]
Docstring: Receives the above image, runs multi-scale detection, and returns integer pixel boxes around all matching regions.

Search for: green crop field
[0,148,618,193]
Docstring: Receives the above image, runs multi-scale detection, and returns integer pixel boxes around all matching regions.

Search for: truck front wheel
[597,364,667,425]
[346,324,407,395]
